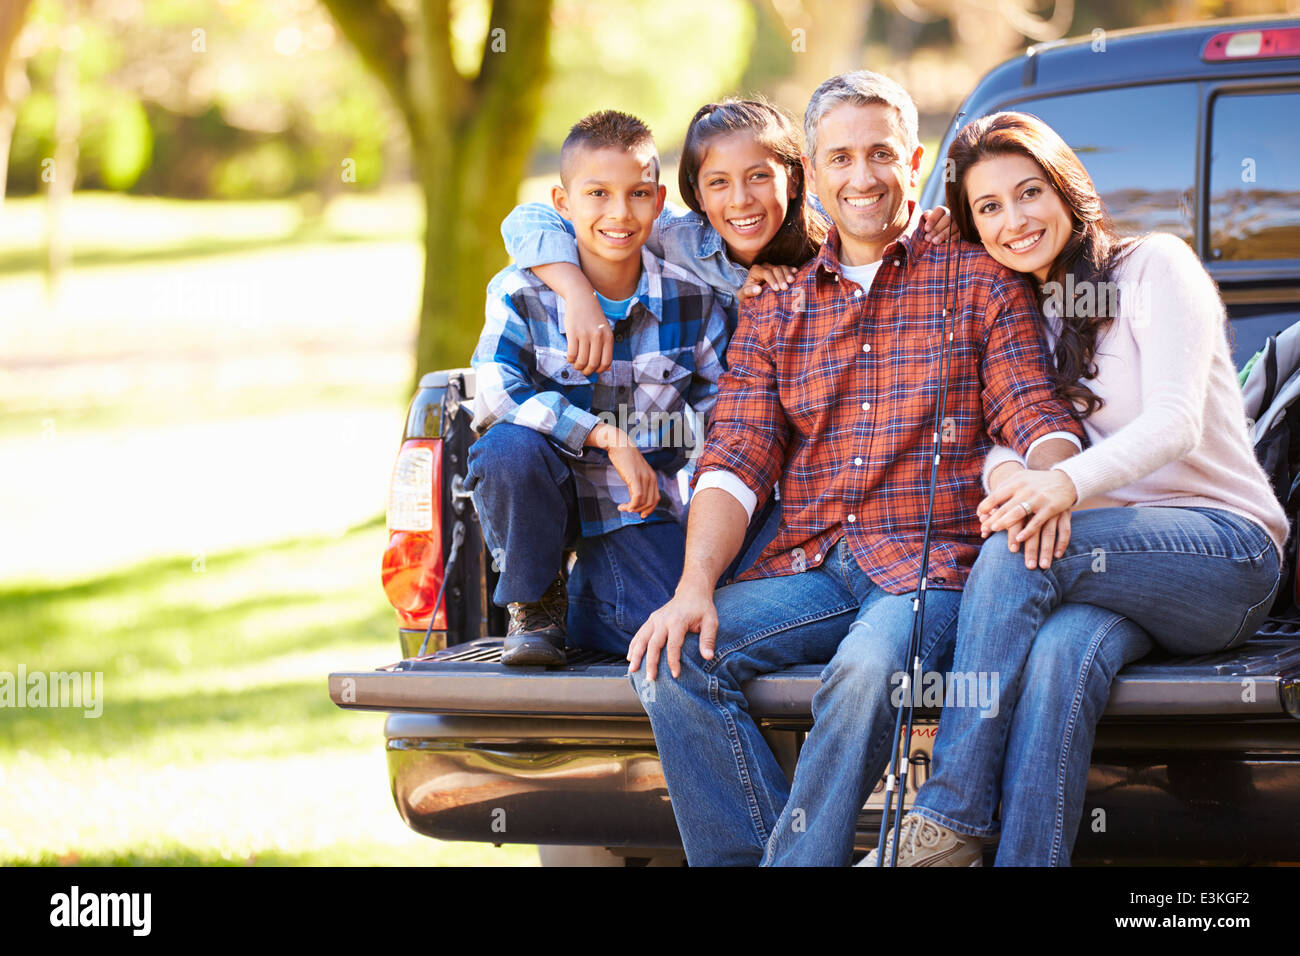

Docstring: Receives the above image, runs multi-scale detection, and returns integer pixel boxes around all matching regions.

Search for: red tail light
[381,439,447,630]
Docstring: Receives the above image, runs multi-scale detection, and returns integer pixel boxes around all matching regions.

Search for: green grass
[0,515,537,865]
[0,189,545,865]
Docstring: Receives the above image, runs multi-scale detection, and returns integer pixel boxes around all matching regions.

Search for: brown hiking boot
[502,572,568,667]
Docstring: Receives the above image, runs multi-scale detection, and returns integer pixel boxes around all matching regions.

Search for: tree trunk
[322,0,553,392]
[0,0,35,204]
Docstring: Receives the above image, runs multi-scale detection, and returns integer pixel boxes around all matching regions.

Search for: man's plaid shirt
[473,248,729,538]
[694,225,1084,594]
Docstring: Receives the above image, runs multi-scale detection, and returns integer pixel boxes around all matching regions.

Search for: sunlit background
[2,0,1294,866]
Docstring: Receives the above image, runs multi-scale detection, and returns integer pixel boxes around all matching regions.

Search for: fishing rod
[876,221,961,866]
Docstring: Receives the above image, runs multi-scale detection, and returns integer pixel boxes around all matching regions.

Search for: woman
[870,111,1288,867]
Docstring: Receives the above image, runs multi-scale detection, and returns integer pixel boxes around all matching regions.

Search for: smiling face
[964,152,1073,282]
[553,144,665,267]
[691,132,795,267]
[802,101,922,265]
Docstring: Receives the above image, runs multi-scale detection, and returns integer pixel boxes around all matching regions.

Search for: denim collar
[695,223,726,262]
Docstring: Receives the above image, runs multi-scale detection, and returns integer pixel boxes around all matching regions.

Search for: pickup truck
[330,16,1300,865]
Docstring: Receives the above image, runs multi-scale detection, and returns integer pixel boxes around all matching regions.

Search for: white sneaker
[858,812,983,867]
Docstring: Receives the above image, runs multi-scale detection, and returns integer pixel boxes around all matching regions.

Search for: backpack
[1240,322,1300,616]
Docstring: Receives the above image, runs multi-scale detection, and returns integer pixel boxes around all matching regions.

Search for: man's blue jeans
[628,537,961,866]
[910,505,1281,857]
[465,423,685,655]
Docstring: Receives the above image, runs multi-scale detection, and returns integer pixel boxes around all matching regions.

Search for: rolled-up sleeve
[692,294,789,510]
[979,276,1085,456]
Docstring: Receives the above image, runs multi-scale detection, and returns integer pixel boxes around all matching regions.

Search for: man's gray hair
[804,71,920,160]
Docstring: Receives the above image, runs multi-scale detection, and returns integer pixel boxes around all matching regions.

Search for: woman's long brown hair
[946,111,1135,416]
[678,98,826,269]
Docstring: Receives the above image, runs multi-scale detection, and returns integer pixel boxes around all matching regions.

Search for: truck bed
[330,621,1300,721]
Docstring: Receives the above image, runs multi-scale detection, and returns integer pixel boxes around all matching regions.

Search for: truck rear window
[1208,88,1300,263]
[1010,83,1198,244]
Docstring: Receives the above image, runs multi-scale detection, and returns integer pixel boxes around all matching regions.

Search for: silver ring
[1019,501,1034,517]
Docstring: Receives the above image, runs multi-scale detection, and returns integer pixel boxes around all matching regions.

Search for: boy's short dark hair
[560,110,659,186]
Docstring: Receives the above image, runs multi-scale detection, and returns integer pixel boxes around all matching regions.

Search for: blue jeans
[628,537,961,866]
[465,423,685,655]
[996,603,1152,865]
[910,505,1281,852]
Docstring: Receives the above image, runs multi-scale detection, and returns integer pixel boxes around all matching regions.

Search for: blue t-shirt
[594,290,636,322]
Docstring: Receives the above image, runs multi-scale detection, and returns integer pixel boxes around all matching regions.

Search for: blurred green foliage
[6,0,753,199]
[7,0,397,197]
[5,0,1251,200]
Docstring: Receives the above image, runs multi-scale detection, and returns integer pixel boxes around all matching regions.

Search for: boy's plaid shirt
[695,225,1085,594]
[473,248,730,538]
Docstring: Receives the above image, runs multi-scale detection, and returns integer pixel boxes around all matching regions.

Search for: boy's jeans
[910,505,1280,851]
[464,423,685,655]
[628,537,961,866]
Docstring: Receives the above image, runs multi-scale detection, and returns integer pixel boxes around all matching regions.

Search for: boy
[468,110,729,667]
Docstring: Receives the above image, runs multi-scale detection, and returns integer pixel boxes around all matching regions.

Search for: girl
[870,111,1287,867]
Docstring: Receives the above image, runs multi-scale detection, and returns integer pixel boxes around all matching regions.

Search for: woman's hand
[920,205,957,243]
[979,467,1079,546]
[981,460,1072,568]
[740,262,798,300]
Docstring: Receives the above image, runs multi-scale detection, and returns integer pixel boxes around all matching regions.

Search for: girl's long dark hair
[678,98,826,269]
[946,111,1135,417]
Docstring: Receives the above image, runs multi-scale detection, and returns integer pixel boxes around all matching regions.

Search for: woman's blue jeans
[909,505,1280,864]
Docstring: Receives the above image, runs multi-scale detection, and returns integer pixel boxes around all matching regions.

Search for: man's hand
[920,205,957,243]
[627,577,718,681]
[739,262,799,300]
[564,291,614,376]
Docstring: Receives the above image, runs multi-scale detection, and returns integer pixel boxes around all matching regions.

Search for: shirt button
[814,553,822,562]
[861,401,871,411]
[854,457,863,466]
[560,370,569,379]
[847,514,857,523]
[853,289,862,297]
[862,343,871,352]
[833,274,840,281]
[892,259,901,266]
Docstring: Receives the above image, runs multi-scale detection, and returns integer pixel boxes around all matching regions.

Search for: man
[625,71,1084,866]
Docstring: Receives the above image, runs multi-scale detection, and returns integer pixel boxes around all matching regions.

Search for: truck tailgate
[330,623,1300,721]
